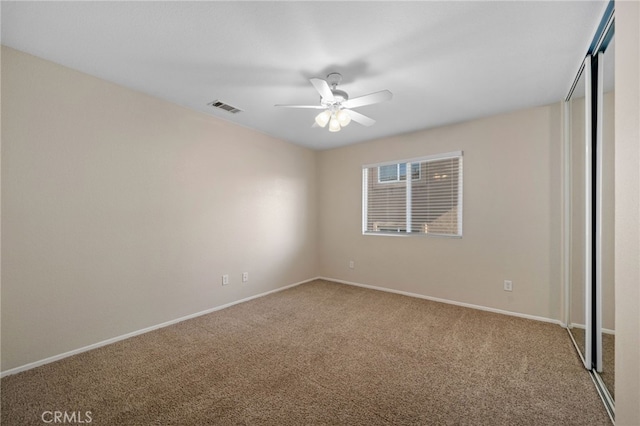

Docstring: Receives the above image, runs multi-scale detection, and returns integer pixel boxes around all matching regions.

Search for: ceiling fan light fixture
[336,109,351,127]
[275,72,392,134]
[328,115,341,132]
[315,110,331,128]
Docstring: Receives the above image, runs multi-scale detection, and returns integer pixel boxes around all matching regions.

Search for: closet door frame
[565,54,593,370]
[595,50,604,373]
[583,54,593,371]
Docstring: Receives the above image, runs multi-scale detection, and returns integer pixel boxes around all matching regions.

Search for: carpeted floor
[1,280,611,425]
[570,326,615,399]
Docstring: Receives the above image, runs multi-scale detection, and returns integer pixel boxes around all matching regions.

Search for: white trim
[363,150,463,169]
[362,231,462,239]
[406,162,412,232]
[592,369,616,423]
[0,277,317,378]
[591,2,615,56]
[595,50,604,373]
[457,155,464,237]
[570,323,615,335]
[319,277,563,326]
[584,54,593,370]
[376,162,421,184]
[562,99,572,328]
[3,276,576,378]
[362,152,463,238]
[362,168,368,234]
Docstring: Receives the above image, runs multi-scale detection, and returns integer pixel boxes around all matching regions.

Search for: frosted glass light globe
[315,110,331,128]
[328,115,341,132]
[336,109,351,127]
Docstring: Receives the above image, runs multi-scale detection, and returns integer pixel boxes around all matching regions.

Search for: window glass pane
[379,164,398,182]
[399,163,407,180]
[411,158,460,234]
[411,163,420,180]
[366,166,406,232]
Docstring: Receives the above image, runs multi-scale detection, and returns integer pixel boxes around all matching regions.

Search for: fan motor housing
[321,89,348,107]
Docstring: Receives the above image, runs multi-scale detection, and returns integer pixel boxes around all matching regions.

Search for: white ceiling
[1,1,606,150]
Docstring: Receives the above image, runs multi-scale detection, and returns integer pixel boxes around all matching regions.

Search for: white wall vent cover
[208,100,242,114]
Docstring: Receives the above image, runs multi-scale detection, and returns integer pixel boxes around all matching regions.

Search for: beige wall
[615,1,640,424]
[2,10,638,419]
[1,47,318,371]
[318,103,563,321]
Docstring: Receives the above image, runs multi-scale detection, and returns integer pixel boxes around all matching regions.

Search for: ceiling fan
[275,72,393,132]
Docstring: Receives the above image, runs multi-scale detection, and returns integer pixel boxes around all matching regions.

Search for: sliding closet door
[565,3,615,419]
[595,29,615,403]
[568,56,592,369]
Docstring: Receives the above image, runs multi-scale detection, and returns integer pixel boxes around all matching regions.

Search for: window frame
[362,151,463,238]
[377,162,421,183]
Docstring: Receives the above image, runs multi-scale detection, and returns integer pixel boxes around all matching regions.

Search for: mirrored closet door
[595,24,615,406]
[568,56,592,370]
[566,5,614,420]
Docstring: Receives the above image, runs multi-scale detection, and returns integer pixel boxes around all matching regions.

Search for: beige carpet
[1,280,611,425]
[570,326,615,399]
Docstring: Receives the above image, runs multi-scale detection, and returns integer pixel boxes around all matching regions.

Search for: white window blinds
[362,151,463,236]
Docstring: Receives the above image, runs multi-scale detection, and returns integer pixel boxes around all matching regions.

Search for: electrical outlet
[503,280,513,292]
[222,274,229,286]
[349,260,355,269]
[242,272,248,283]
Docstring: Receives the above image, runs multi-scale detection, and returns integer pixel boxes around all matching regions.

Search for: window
[362,151,463,237]
[378,163,421,183]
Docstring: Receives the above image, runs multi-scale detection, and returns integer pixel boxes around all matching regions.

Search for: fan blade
[311,122,320,128]
[309,78,335,102]
[342,90,393,109]
[274,104,326,109]
[345,109,376,127]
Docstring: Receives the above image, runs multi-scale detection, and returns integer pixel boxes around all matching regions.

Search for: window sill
[362,232,462,239]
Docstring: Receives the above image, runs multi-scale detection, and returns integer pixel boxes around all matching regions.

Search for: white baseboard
[2,276,580,377]
[568,323,615,335]
[319,276,564,327]
[0,277,317,378]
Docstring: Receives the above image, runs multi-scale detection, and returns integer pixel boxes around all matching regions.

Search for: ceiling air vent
[208,100,242,114]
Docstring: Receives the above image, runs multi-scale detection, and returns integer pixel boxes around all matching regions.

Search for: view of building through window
[363,152,462,236]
